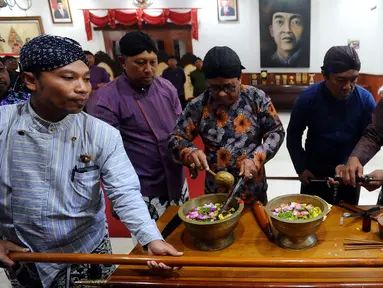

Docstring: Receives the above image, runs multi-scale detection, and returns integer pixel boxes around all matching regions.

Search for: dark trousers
[300,182,360,205]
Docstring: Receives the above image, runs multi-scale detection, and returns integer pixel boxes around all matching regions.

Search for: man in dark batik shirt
[0,57,30,106]
[168,46,285,204]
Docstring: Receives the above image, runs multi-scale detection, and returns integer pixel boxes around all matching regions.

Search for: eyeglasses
[207,83,238,95]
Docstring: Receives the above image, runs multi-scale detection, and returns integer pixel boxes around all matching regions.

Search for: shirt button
[17,130,25,136]
[50,128,55,133]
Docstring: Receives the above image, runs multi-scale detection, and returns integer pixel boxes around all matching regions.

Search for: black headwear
[20,35,88,73]
[269,0,309,24]
[119,31,158,57]
[321,46,361,75]
[203,46,245,79]
[83,50,94,57]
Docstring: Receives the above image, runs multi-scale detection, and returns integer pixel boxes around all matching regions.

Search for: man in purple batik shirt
[86,31,188,221]
[84,51,110,93]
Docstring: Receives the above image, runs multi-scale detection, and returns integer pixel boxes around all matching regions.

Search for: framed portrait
[259,0,311,68]
[217,0,238,22]
[48,0,73,24]
[0,16,44,57]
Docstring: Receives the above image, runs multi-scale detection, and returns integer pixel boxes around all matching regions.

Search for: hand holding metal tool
[216,177,244,220]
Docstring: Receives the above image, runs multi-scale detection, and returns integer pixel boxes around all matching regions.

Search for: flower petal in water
[188,211,199,219]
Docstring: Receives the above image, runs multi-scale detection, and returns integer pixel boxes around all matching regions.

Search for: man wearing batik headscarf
[87,31,188,221]
[168,46,285,204]
[287,46,376,205]
[0,35,182,288]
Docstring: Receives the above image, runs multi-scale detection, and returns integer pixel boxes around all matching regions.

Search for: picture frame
[217,0,238,22]
[0,16,44,57]
[259,0,311,68]
[48,0,73,24]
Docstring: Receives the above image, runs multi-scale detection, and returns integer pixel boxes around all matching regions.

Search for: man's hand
[361,170,383,191]
[335,157,363,185]
[187,149,209,171]
[299,169,314,185]
[239,159,257,181]
[0,240,29,267]
[147,240,183,270]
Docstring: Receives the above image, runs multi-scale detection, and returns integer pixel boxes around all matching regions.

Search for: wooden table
[108,206,383,287]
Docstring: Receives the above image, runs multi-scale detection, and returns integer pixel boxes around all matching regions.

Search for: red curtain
[83,9,199,41]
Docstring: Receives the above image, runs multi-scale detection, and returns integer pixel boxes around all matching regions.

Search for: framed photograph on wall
[0,16,44,56]
[48,0,73,24]
[259,0,311,68]
[217,0,238,22]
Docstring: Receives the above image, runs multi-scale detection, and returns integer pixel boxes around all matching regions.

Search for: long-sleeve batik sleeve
[168,98,203,165]
[101,130,163,246]
[350,99,383,166]
[251,90,285,166]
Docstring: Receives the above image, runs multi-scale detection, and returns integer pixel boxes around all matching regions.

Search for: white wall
[1,0,382,73]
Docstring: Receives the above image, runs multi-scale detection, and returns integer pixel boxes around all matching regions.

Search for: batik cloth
[168,85,285,204]
[20,34,87,72]
[5,234,115,288]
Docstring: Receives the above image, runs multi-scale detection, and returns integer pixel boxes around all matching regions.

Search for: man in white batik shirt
[0,34,182,288]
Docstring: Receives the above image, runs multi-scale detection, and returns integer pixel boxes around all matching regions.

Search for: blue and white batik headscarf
[20,34,88,72]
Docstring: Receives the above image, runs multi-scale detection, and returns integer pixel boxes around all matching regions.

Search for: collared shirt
[287,82,376,175]
[86,74,185,201]
[168,85,285,203]
[0,101,162,287]
[271,49,302,67]
[0,90,30,106]
[89,65,110,90]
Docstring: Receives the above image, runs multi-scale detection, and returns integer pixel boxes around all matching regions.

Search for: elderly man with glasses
[168,46,285,204]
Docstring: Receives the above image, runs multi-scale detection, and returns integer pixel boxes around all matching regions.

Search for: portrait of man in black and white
[260,0,311,68]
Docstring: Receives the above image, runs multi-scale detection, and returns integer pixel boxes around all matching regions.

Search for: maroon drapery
[83,8,199,41]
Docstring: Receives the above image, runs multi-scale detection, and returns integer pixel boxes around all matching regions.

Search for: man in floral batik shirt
[168,46,285,204]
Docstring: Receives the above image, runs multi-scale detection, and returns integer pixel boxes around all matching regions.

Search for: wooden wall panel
[242,73,382,103]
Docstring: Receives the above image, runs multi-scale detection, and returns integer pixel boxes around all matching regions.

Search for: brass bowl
[178,193,244,251]
[265,194,329,250]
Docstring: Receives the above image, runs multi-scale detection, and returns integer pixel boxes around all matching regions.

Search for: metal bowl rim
[265,194,329,224]
[178,193,245,226]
